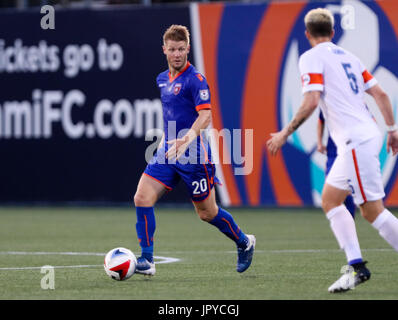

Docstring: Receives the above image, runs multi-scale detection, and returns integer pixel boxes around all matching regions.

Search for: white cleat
[328,262,371,293]
[328,265,356,293]
[135,257,156,276]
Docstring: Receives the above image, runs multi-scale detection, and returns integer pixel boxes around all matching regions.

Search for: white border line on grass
[0,251,105,256]
[0,265,101,271]
[0,251,181,271]
[0,249,393,271]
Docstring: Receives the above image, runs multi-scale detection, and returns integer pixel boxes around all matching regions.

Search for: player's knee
[321,197,333,213]
[360,209,372,222]
[197,210,213,222]
[360,201,385,223]
[196,207,217,222]
[134,192,153,207]
[321,192,344,214]
[321,198,342,214]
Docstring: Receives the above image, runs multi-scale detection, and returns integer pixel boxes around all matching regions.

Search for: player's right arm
[366,84,398,155]
[267,50,323,156]
[267,91,320,156]
[166,72,212,160]
[165,109,211,160]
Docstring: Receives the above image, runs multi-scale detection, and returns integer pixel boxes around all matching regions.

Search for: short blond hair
[304,8,334,37]
[163,25,190,45]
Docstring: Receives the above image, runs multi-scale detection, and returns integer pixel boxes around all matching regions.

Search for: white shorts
[325,136,385,205]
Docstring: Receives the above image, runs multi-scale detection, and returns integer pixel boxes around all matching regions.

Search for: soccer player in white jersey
[267,8,398,292]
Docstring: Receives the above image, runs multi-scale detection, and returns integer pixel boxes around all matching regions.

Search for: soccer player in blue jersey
[133,25,255,276]
[317,111,356,218]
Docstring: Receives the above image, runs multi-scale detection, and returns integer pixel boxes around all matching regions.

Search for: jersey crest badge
[173,83,182,95]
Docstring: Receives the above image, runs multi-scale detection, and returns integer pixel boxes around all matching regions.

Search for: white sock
[326,205,363,264]
[372,209,398,252]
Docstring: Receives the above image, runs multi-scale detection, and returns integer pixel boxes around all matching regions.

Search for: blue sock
[135,206,156,263]
[209,207,248,249]
[349,258,363,266]
[344,195,356,219]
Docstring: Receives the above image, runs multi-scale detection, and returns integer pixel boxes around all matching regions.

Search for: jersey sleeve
[156,73,164,89]
[298,51,324,94]
[190,72,211,112]
[156,73,161,86]
[358,60,377,90]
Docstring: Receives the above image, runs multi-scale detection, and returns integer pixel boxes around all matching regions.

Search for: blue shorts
[144,155,220,202]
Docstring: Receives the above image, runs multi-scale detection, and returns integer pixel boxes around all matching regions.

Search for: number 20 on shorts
[192,178,208,194]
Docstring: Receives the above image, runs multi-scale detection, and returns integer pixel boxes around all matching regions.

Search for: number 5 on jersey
[341,63,359,94]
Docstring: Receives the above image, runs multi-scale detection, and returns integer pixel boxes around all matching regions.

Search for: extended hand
[165,136,190,161]
[387,131,398,156]
[166,130,197,161]
[317,143,327,154]
[267,130,288,156]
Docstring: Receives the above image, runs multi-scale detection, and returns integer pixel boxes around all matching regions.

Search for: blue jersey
[156,62,212,162]
[319,111,337,158]
[144,62,218,202]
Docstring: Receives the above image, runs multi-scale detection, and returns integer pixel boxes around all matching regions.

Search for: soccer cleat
[236,234,256,273]
[328,261,371,293]
[135,256,156,276]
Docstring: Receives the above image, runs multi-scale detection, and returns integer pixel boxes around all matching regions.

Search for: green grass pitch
[0,207,397,300]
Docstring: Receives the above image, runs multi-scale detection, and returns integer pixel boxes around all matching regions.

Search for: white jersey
[299,41,380,155]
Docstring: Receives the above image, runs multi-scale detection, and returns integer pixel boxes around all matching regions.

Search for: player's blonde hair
[304,8,334,37]
[163,25,190,45]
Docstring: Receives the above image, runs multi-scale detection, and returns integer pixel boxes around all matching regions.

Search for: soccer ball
[104,247,137,281]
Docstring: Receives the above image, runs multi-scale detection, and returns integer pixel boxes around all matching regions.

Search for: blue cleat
[135,256,156,276]
[236,234,256,273]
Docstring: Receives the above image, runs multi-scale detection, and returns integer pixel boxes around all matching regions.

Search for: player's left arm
[189,109,212,137]
[366,84,398,155]
[317,112,326,154]
[267,91,320,156]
